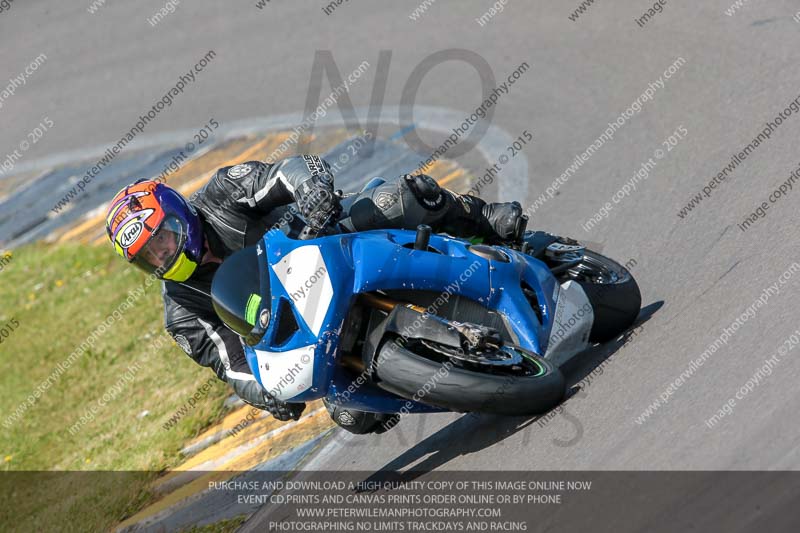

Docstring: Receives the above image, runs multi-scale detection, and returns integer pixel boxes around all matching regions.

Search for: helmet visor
[132,215,186,277]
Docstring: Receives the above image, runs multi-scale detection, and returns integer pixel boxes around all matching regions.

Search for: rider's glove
[263,392,306,421]
[294,172,341,231]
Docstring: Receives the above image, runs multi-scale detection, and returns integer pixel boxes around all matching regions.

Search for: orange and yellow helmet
[105,180,203,282]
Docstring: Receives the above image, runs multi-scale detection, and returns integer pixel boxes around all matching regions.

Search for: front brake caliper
[449,321,502,352]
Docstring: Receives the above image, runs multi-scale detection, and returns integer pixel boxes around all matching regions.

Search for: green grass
[0,243,233,531]
[180,515,248,533]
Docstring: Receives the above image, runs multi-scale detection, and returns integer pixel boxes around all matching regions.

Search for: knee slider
[327,403,384,434]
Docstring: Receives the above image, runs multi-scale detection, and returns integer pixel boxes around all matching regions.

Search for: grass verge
[0,243,232,531]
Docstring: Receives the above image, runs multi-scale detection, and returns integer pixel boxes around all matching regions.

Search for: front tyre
[564,250,641,342]
[374,340,566,416]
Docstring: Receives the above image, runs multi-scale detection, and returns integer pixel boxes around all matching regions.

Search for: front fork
[358,292,501,350]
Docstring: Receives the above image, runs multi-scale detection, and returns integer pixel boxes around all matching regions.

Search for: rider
[105,154,524,434]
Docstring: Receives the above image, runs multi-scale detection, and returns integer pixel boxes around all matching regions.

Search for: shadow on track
[355,300,663,483]
[562,300,664,393]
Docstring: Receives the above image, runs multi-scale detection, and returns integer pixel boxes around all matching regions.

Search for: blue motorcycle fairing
[243,229,567,412]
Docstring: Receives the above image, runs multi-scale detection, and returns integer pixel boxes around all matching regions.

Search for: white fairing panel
[271,245,334,336]
[544,280,594,367]
[255,344,316,401]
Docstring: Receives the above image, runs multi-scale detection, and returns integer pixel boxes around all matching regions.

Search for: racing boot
[345,173,526,244]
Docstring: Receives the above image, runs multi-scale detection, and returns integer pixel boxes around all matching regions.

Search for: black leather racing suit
[163,155,522,433]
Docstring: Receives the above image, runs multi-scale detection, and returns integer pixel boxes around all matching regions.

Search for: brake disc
[419,340,523,367]
[567,254,620,284]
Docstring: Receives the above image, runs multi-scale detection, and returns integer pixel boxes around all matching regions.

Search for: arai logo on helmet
[119,220,144,249]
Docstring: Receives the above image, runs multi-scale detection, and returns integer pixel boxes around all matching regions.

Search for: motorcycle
[210,180,641,418]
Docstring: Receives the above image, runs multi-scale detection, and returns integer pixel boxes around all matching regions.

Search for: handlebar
[298,213,346,240]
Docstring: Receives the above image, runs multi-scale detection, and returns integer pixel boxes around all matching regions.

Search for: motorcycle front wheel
[562,250,642,342]
[374,339,565,415]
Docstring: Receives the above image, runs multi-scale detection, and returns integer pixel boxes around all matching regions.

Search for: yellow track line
[166,400,325,476]
[59,132,475,248]
[437,168,467,188]
[116,408,333,531]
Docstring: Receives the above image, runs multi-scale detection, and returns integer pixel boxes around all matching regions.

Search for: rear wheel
[563,250,641,342]
[374,338,566,415]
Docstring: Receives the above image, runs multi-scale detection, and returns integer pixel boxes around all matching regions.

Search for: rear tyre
[374,341,566,416]
[565,250,641,342]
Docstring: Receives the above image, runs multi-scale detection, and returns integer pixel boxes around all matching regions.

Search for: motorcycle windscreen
[211,245,270,346]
